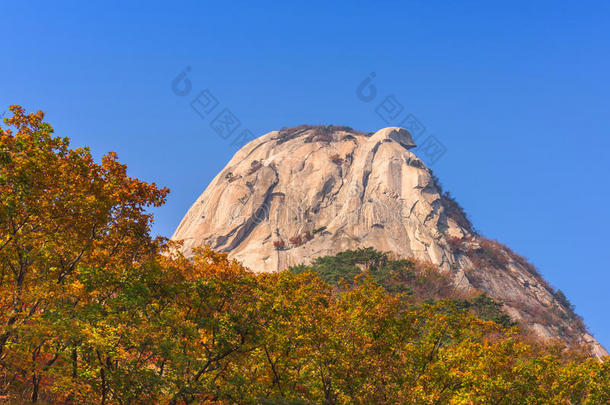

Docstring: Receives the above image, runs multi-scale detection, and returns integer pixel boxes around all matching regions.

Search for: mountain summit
[172,125,607,357]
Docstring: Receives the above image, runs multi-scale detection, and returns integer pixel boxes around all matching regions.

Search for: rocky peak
[172,125,607,358]
[369,126,417,149]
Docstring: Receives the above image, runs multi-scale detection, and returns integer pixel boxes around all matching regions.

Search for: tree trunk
[72,348,78,378]
[100,368,106,405]
[31,374,40,403]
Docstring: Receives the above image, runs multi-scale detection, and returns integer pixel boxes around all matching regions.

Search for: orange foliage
[0,107,607,404]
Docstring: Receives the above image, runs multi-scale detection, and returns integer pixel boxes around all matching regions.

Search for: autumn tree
[0,105,608,404]
[0,105,168,402]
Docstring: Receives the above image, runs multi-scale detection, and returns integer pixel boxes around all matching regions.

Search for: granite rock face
[172,125,607,358]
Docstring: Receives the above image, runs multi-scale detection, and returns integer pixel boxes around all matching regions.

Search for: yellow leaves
[66,280,85,296]
[1,105,608,403]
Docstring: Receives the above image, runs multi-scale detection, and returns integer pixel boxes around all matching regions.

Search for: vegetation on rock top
[276,125,366,145]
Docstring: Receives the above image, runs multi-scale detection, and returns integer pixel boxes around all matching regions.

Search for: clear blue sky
[2,1,609,348]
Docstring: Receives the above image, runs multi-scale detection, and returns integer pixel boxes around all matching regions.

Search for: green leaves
[0,106,607,404]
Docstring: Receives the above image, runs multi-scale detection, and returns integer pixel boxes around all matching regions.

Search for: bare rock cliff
[172,125,607,358]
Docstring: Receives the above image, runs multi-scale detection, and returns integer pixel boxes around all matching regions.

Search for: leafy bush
[554,289,574,311]
[430,172,475,233]
[289,235,302,246]
[466,237,554,295]
[290,248,453,300]
[454,293,515,328]
[467,238,510,269]
[276,125,365,145]
[289,249,523,329]
[553,289,585,330]
[290,248,382,286]
[288,231,314,247]
[447,236,465,252]
[502,243,547,284]
[273,240,286,250]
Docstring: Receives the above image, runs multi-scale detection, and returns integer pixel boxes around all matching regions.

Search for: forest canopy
[0,106,608,404]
